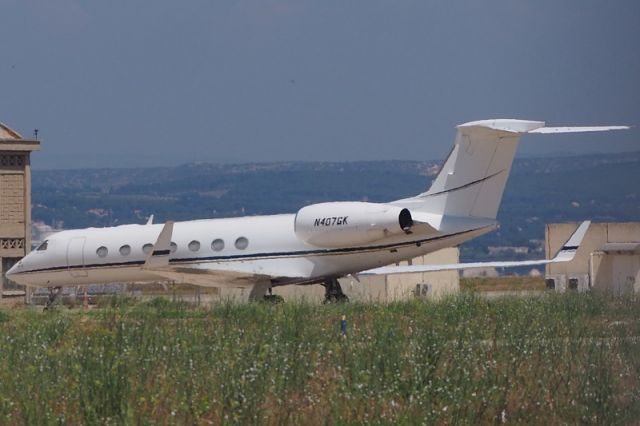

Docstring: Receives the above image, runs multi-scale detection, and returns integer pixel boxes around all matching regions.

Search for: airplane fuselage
[9,213,493,288]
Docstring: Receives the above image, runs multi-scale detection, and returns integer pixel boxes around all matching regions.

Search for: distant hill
[32,151,640,261]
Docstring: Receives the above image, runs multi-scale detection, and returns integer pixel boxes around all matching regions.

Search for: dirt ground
[0,296,26,309]
[460,276,546,292]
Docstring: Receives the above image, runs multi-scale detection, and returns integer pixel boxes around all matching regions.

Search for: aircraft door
[67,237,88,278]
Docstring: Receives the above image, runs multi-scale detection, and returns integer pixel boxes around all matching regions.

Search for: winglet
[551,220,590,263]
[144,221,174,269]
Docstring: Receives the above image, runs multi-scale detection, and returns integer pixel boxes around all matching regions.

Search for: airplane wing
[141,221,274,288]
[360,221,590,276]
[142,265,271,288]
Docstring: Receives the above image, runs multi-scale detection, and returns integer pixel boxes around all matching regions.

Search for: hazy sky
[1,0,638,169]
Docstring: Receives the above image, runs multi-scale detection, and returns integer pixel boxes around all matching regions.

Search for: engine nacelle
[294,202,413,248]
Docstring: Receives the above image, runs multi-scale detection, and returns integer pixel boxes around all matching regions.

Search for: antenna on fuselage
[146,214,154,225]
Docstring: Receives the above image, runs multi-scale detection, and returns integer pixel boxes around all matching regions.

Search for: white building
[546,222,640,294]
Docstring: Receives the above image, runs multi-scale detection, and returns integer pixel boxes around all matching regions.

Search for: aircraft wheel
[322,278,349,304]
[263,294,285,304]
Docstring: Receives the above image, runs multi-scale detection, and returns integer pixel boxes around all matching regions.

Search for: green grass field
[1,293,639,425]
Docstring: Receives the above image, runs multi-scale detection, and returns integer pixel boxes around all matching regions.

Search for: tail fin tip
[458,119,545,134]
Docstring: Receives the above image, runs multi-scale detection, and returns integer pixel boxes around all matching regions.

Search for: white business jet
[5,119,628,303]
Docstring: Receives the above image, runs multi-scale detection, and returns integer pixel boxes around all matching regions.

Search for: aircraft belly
[87,266,155,285]
[20,270,70,288]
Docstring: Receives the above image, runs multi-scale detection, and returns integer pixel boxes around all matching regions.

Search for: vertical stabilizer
[397,119,545,220]
[394,119,628,222]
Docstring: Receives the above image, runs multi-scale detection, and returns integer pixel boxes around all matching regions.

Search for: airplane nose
[6,263,16,276]
[5,261,23,284]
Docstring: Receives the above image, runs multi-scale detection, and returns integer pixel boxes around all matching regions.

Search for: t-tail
[395,119,628,221]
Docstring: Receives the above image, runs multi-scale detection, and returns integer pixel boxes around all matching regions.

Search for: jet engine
[294,202,414,248]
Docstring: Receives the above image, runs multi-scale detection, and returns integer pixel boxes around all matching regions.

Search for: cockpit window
[36,241,48,251]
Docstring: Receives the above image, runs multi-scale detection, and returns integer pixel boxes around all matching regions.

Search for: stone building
[590,243,640,296]
[0,123,40,297]
[546,222,640,294]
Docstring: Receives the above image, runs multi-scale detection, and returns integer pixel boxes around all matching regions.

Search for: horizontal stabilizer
[361,221,590,276]
[529,125,630,134]
[458,120,630,135]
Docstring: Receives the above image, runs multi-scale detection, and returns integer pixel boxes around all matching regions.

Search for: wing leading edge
[360,221,590,276]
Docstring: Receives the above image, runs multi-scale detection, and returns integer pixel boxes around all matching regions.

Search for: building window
[0,154,25,167]
[170,242,177,253]
[188,240,200,252]
[142,243,153,255]
[0,239,24,251]
[235,237,249,250]
[96,246,108,257]
[211,239,224,251]
[1,239,24,250]
[119,245,131,256]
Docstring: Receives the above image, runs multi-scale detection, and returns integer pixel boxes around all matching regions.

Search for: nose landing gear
[43,286,62,311]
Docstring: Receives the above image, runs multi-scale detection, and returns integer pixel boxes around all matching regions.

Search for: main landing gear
[263,287,284,304]
[43,286,62,311]
[322,278,349,304]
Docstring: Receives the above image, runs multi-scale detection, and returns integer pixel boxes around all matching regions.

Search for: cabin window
[211,239,224,251]
[188,240,200,252]
[119,245,131,256]
[235,237,249,250]
[170,242,178,253]
[142,243,153,255]
[96,246,108,257]
[36,240,48,251]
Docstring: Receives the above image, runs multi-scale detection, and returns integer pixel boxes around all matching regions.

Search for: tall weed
[0,293,638,424]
